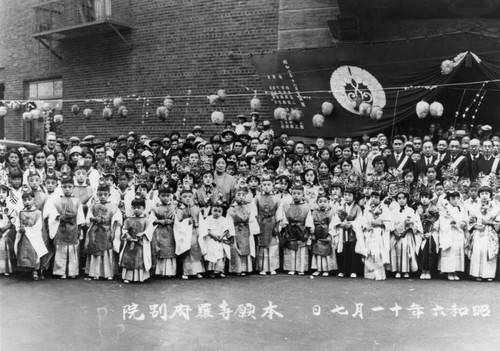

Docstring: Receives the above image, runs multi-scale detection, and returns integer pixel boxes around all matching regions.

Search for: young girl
[226,185,256,276]
[151,187,177,278]
[15,191,47,280]
[201,201,234,278]
[8,169,24,213]
[27,171,47,211]
[310,193,337,277]
[303,168,320,208]
[174,189,205,279]
[417,190,440,280]
[119,196,153,283]
[85,185,122,280]
[195,170,217,219]
[0,181,18,276]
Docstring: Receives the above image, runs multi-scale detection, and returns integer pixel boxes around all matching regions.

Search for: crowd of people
[1,116,500,283]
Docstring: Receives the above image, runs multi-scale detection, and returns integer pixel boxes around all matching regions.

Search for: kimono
[119,214,153,282]
[467,203,499,279]
[280,201,314,273]
[173,204,205,276]
[226,202,257,274]
[73,183,95,264]
[85,201,122,279]
[250,192,281,273]
[213,172,237,206]
[304,184,320,209]
[310,208,337,273]
[15,208,47,271]
[331,202,364,276]
[150,202,177,276]
[437,204,469,273]
[200,215,234,272]
[195,184,217,219]
[389,205,423,274]
[361,204,391,280]
[47,196,85,277]
[417,204,440,273]
[0,202,17,274]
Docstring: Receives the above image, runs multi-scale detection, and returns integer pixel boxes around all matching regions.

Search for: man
[149,137,162,157]
[0,143,6,167]
[436,139,449,164]
[108,137,118,152]
[415,141,439,177]
[378,134,388,147]
[232,140,244,157]
[385,136,414,172]
[447,139,469,178]
[352,144,373,176]
[44,132,57,154]
[412,137,423,153]
[493,138,500,157]
[477,140,499,176]
[192,125,204,139]
[294,141,305,158]
[285,139,295,155]
[466,138,482,181]
[234,115,247,135]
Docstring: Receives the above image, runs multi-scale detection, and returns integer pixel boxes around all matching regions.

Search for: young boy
[27,171,47,211]
[85,184,122,280]
[280,183,314,275]
[119,195,153,283]
[310,192,336,277]
[15,191,47,280]
[47,176,85,279]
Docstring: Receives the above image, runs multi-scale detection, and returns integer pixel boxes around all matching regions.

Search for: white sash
[491,158,500,174]
[450,155,465,170]
[397,155,410,171]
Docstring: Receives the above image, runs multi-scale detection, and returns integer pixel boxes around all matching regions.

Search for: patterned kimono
[467,202,499,279]
[195,185,217,219]
[151,203,177,276]
[174,204,205,276]
[119,215,152,282]
[226,202,256,274]
[251,193,281,273]
[437,204,469,273]
[47,196,85,277]
[200,215,234,272]
[417,204,440,273]
[0,202,17,274]
[310,208,337,273]
[85,201,122,279]
[361,204,391,280]
[15,208,47,271]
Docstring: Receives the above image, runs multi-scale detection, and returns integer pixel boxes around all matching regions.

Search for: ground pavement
[1,273,500,351]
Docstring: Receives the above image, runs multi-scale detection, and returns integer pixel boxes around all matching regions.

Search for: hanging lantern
[9,101,20,111]
[41,102,52,111]
[370,106,383,121]
[273,107,287,120]
[0,106,7,117]
[23,112,33,121]
[54,114,64,124]
[289,109,303,124]
[102,107,113,120]
[113,97,123,108]
[71,104,80,115]
[211,110,225,124]
[54,103,63,112]
[359,102,372,117]
[250,97,261,111]
[321,102,334,116]
[312,114,325,129]
[416,101,430,119]
[118,106,128,118]
[163,96,174,111]
[440,60,454,75]
[430,101,444,117]
[207,94,219,106]
[157,106,168,121]
[83,108,93,120]
[31,109,41,120]
[217,89,227,102]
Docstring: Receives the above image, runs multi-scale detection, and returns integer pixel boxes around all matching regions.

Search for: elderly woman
[213,155,237,206]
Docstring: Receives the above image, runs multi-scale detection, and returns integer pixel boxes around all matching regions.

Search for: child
[15,191,47,280]
[47,176,85,279]
[361,191,391,280]
[250,175,280,275]
[174,189,205,279]
[119,195,153,283]
[331,186,363,278]
[116,172,135,219]
[194,170,217,219]
[151,187,177,278]
[85,184,122,280]
[226,185,256,276]
[417,190,440,279]
[0,181,18,275]
[310,192,337,277]
[389,189,423,278]
[8,169,24,213]
[201,200,234,278]
[280,183,313,275]
[27,171,47,211]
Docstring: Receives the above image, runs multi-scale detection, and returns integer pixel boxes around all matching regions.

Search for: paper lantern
[358,102,372,117]
[250,97,261,111]
[23,112,33,121]
[83,108,93,120]
[31,109,41,119]
[71,104,80,115]
[207,94,219,106]
[217,89,227,102]
[54,114,64,124]
[289,109,303,124]
[441,60,454,75]
[416,101,430,119]
[54,103,63,112]
[113,97,123,108]
[370,106,383,121]
[118,106,128,118]
[163,96,174,110]
[321,102,334,116]
[9,101,20,111]
[41,102,52,111]
[157,106,167,121]
[211,110,225,124]
[102,107,113,120]
[0,106,7,117]
[273,107,287,120]
[312,114,325,129]
[430,101,444,117]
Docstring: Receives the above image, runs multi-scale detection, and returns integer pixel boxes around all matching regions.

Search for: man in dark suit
[466,138,482,181]
[385,135,414,172]
[436,138,450,164]
[415,141,440,177]
[447,139,469,178]
[477,139,499,176]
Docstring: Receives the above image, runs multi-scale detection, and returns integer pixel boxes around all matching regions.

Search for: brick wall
[0,0,279,141]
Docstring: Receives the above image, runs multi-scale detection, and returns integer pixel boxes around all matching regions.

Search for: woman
[319,147,333,164]
[5,148,24,175]
[23,149,47,185]
[213,155,237,207]
[332,145,343,163]
[81,150,100,190]
[114,149,128,171]
[54,151,67,171]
